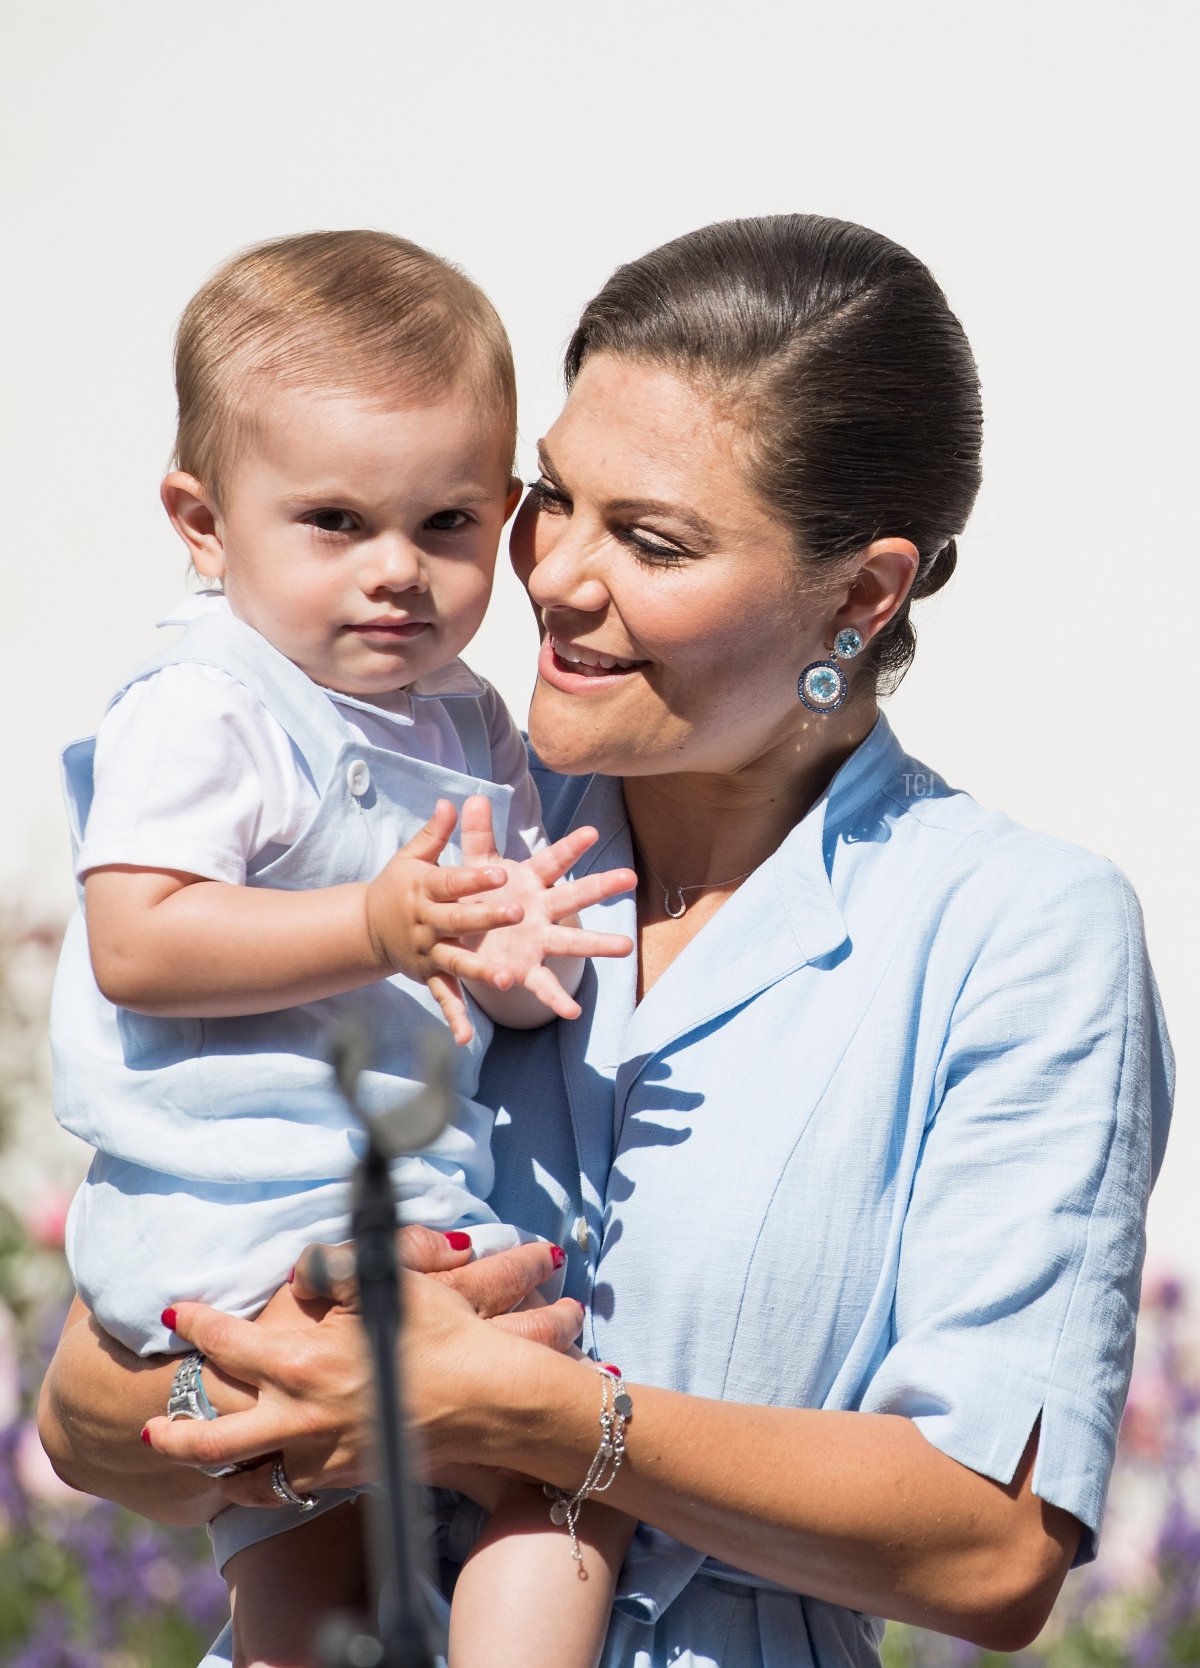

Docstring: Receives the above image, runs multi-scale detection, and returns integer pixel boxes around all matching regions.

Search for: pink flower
[14,1418,90,1507]
[1120,1371,1173,1461]
[23,1188,73,1252]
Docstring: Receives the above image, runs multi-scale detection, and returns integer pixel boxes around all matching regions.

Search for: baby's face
[200,381,515,698]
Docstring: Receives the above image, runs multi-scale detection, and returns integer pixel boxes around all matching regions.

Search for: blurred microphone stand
[316,1025,455,1668]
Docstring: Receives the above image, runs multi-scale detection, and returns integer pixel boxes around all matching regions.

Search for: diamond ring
[270,1458,317,1512]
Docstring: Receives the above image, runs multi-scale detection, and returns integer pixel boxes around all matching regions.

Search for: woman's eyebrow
[604,497,717,543]
[536,445,717,544]
[534,444,566,487]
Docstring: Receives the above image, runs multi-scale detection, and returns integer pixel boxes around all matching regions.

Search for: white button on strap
[346,760,371,798]
[573,1216,591,1251]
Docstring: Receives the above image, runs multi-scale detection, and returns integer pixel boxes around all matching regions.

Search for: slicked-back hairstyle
[174,230,516,505]
[565,215,983,693]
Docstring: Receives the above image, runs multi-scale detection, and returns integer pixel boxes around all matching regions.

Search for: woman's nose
[360,535,427,594]
[521,518,610,617]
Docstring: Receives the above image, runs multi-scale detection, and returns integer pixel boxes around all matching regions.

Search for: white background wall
[2,1,1195,1269]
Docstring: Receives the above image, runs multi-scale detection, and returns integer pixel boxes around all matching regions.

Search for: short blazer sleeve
[859,838,1174,1561]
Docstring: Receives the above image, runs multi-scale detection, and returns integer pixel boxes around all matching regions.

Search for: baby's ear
[161,472,225,580]
[503,475,524,522]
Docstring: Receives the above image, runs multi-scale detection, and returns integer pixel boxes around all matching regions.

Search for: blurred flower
[1120,1368,1172,1460]
[23,1189,72,1252]
[13,1418,89,1508]
[1143,1268,1186,1313]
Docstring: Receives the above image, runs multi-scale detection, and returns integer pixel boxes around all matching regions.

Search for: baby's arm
[86,798,633,1043]
[449,1481,634,1668]
[83,800,520,1034]
[225,1498,367,1668]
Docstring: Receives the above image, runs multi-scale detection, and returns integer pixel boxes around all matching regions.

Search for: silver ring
[270,1458,317,1512]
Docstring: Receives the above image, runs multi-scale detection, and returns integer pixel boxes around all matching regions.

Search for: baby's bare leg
[226,1500,368,1668]
[448,1481,634,1668]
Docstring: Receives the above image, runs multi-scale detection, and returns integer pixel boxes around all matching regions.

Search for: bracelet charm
[545,1362,633,1569]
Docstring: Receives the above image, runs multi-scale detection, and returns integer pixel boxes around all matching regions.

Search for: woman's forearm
[37,1297,227,1527]
[478,1351,1081,1652]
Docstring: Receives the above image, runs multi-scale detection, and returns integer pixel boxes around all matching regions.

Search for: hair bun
[913,537,958,600]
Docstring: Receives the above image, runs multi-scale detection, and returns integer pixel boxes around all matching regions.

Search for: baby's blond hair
[173,230,517,504]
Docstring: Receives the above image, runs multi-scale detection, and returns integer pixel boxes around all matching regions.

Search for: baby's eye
[424,509,471,532]
[306,509,357,535]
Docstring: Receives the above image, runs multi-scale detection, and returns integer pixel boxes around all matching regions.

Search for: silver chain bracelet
[544,1362,633,1571]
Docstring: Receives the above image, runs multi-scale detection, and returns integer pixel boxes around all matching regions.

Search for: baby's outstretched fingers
[425,892,525,939]
[458,795,504,867]
[430,942,516,992]
[395,799,460,866]
[542,925,635,962]
[526,826,601,887]
[519,965,584,1021]
[542,867,639,921]
[426,970,475,1046]
[422,863,509,904]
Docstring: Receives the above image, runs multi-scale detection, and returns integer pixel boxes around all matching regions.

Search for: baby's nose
[361,535,426,591]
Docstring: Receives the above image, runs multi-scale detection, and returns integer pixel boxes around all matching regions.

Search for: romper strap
[121,610,351,786]
[440,694,494,784]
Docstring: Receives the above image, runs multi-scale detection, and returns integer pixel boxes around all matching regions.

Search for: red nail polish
[601,1362,621,1376]
[161,1307,178,1331]
[550,1245,566,1270]
[575,1300,586,1316]
[443,1230,472,1251]
[286,1265,295,1284]
[140,1427,151,1445]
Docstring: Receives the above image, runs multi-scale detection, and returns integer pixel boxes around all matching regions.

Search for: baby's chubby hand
[364,798,634,1043]
[452,796,636,1024]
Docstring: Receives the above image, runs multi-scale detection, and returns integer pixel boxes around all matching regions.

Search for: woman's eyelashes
[526,477,569,514]
[526,478,689,569]
[622,531,687,568]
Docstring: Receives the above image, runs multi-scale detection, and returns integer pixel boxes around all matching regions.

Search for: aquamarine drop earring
[797,627,864,713]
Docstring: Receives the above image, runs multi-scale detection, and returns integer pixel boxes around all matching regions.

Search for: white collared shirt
[77,593,543,884]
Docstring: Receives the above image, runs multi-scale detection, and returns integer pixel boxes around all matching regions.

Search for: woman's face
[512,353,840,780]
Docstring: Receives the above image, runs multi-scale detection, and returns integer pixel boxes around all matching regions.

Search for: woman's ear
[161,472,225,581]
[839,537,921,643]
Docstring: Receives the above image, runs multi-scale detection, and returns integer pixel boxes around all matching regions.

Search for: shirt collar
[770,712,909,964]
[565,711,908,969]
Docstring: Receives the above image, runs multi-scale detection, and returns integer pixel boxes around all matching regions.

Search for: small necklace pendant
[663,887,688,919]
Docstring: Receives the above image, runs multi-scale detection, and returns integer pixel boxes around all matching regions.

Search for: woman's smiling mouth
[542,634,647,688]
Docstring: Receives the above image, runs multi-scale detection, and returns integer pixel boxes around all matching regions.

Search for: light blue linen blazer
[471,712,1174,1667]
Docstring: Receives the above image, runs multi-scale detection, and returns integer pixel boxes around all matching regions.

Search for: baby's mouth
[348,620,431,639]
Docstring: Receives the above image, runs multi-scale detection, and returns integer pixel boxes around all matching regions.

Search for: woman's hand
[141,1229,580,1504]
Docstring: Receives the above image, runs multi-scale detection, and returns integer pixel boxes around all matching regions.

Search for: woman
[40,214,1174,1668]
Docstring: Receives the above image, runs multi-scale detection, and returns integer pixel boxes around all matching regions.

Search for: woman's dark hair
[564,215,983,693]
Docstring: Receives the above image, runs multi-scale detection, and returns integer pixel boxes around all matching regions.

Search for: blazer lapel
[555,773,639,1209]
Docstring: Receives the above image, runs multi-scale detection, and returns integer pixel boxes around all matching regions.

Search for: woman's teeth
[553,638,639,673]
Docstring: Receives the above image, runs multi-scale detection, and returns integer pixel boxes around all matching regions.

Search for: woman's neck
[622,704,879,891]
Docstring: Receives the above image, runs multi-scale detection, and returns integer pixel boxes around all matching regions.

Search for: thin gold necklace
[633,841,757,919]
